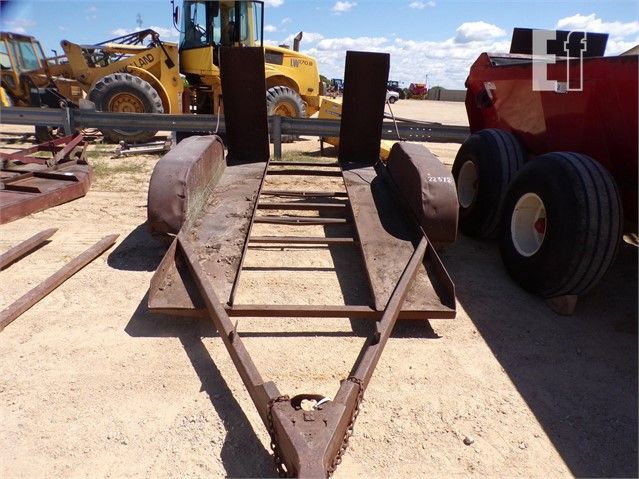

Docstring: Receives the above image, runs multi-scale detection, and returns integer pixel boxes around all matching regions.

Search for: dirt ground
[1,100,637,478]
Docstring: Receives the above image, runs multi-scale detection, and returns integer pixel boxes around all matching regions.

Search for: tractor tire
[452,128,525,238]
[88,73,163,144]
[266,86,306,143]
[500,152,622,298]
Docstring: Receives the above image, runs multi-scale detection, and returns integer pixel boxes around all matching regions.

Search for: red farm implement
[452,28,637,314]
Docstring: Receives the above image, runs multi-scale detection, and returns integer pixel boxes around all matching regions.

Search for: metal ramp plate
[342,162,455,316]
[148,161,266,312]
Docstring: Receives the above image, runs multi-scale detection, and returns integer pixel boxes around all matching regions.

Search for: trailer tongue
[147,48,458,476]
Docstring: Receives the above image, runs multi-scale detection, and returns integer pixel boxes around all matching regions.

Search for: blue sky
[1,0,637,87]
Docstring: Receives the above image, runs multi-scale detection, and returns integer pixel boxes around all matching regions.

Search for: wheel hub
[273,102,296,117]
[511,193,547,257]
[457,160,478,208]
[108,92,145,113]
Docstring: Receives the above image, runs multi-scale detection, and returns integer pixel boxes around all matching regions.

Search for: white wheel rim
[511,193,547,257]
[457,161,478,208]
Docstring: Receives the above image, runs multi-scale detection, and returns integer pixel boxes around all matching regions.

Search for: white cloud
[281,17,292,25]
[316,36,388,50]
[299,24,510,89]
[1,18,35,34]
[265,24,278,33]
[283,31,324,44]
[409,1,435,9]
[110,26,178,40]
[556,13,639,38]
[454,21,505,43]
[332,1,356,14]
[85,5,98,21]
[555,13,639,55]
[264,0,284,6]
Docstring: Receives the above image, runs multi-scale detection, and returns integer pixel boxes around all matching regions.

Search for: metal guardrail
[1,107,470,154]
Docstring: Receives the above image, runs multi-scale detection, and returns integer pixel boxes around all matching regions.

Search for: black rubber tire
[88,73,163,144]
[35,125,61,143]
[266,86,306,143]
[452,128,525,238]
[500,152,622,298]
[388,96,397,104]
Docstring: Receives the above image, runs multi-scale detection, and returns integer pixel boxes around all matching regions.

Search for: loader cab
[179,1,263,52]
[0,32,48,104]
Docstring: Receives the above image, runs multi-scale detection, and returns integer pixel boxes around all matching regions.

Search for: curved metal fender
[147,135,225,236]
[386,142,459,245]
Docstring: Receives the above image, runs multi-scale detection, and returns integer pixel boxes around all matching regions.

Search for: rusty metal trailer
[146,48,458,476]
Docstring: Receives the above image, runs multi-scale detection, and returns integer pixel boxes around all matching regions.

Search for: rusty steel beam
[261,190,348,198]
[254,216,349,225]
[177,235,280,425]
[266,169,343,177]
[269,161,339,168]
[152,304,455,320]
[349,236,428,387]
[257,202,348,211]
[0,228,58,271]
[52,134,85,164]
[266,237,428,476]
[0,234,118,332]
[249,236,357,245]
[227,159,271,306]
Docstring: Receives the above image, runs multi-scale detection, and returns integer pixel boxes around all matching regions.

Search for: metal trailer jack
[0,134,92,224]
[147,48,458,476]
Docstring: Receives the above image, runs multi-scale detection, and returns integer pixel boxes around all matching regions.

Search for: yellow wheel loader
[176,1,322,128]
[3,1,324,144]
[1,29,182,143]
[0,31,84,140]
[55,29,183,143]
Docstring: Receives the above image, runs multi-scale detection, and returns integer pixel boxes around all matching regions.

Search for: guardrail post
[62,107,74,135]
[272,115,282,159]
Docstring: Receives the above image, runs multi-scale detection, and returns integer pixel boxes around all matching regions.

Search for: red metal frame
[0,134,92,224]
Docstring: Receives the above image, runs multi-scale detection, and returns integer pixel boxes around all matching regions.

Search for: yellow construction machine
[176,1,322,119]
[1,29,182,143]
[3,1,323,144]
[0,31,83,107]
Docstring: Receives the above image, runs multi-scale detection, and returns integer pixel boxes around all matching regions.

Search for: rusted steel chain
[327,377,365,476]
